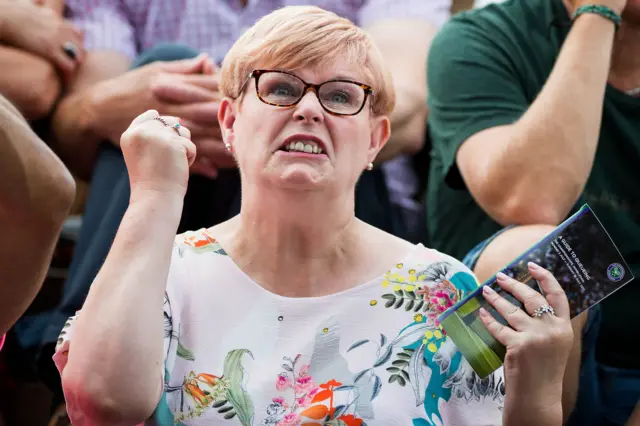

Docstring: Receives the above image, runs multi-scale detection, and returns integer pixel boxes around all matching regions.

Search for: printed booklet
[439,204,634,378]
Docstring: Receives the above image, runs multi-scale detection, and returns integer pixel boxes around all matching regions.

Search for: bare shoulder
[359,221,474,272]
[203,217,238,246]
[359,220,418,262]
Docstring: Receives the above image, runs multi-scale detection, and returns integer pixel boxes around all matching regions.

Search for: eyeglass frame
[238,69,375,116]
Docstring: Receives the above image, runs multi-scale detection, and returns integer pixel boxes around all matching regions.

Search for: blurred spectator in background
[0,93,75,349]
[0,0,84,121]
[28,0,451,416]
[473,0,505,8]
[0,2,84,423]
[426,0,639,425]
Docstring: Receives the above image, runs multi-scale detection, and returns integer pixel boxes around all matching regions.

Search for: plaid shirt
[66,0,451,233]
[65,0,451,62]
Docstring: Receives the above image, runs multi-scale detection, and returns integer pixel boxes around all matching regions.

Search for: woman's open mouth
[278,141,325,155]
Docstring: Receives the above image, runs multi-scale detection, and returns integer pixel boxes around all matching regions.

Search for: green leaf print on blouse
[223,349,256,425]
[350,260,495,425]
[386,346,413,382]
[379,262,465,329]
[164,346,255,424]
[169,335,369,425]
[347,321,442,407]
[177,342,195,361]
[156,255,504,425]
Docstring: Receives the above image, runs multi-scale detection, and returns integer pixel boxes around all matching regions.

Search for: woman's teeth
[285,141,323,154]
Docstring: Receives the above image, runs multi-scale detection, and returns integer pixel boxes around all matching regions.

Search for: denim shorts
[461,227,604,426]
[598,363,640,425]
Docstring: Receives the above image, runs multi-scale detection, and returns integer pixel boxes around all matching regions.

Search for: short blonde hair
[220,6,395,116]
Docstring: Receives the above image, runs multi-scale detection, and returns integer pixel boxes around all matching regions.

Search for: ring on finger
[496,273,552,319]
[172,123,181,136]
[62,41,78,60]
[532,304,555,318]
[154,116,169,126]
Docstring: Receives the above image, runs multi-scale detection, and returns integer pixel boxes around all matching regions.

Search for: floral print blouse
[55,228,505,426]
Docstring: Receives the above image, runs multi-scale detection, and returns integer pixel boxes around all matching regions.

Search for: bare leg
[473,224,588,424]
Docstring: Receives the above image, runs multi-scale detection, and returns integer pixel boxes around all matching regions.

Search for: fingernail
[482,285,495,294]
[528,262,540,270]
[496,272,508,281]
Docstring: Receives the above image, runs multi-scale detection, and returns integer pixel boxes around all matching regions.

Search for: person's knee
[131,43,201,69]
[473,223,590,334]
[473,224,556,283]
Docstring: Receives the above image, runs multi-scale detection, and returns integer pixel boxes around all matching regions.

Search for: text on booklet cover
[438,204,634,379]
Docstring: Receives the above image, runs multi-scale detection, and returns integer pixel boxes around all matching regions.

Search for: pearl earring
[366,162,373,171]
[225,143,232,152]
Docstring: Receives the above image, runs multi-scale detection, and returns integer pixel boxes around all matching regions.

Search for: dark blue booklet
[438,204,634,379]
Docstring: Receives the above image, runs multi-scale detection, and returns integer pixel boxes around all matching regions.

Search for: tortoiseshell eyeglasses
[240,69,374,116]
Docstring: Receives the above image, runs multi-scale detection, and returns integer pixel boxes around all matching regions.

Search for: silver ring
[154,116,168,126]
[62,41,78,60]
[153,117,181,136]
[532,304,555,318]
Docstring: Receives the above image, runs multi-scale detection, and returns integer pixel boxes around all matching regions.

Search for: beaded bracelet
[573,4,622,29]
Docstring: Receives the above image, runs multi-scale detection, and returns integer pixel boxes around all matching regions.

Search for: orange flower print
[263,355,364,426]
[319,379,342,389]
[183,229,217,249]
[338,414,364,426]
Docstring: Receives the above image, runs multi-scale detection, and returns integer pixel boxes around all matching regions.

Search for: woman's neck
[241,185,357,255]
[224,184,364,297]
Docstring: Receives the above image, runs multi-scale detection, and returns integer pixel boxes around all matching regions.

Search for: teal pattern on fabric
[449,271,478,294]
[422,350,463,425]
[151,370,186,426]
[409,271,478,424]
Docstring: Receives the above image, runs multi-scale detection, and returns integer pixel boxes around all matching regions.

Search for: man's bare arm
[456,14,616,226]
[0,95,75,335]
[52,50,224,180]
[365,19,436,161]
[0,0,67,120]
[0,46,62,120]
[50,51,131,179]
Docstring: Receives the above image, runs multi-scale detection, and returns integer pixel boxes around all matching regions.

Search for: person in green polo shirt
[426,0,639,425]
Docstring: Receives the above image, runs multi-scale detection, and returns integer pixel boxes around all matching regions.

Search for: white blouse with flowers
[55,229,505,426]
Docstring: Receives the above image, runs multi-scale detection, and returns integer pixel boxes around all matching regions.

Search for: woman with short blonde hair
[55,6,574,426]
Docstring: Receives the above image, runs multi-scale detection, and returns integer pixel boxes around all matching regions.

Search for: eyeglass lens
[257,72,366,114]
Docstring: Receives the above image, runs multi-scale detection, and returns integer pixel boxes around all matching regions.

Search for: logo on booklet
[607,263,625,282]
